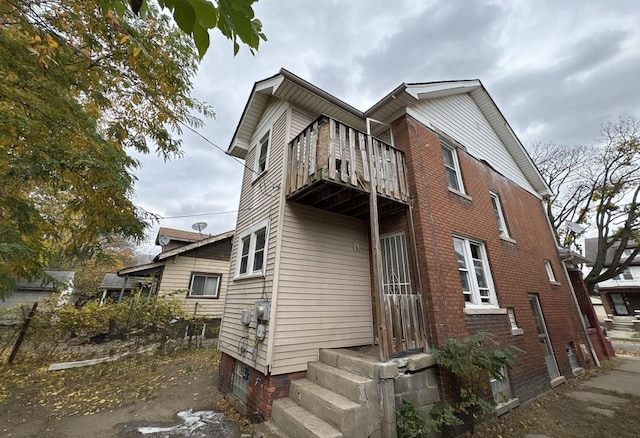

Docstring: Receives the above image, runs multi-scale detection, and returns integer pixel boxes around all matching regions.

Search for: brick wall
[218,352,305,421]
[390,114,591,405]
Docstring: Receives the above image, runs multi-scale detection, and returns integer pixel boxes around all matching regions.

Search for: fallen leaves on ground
[0,344,220,418]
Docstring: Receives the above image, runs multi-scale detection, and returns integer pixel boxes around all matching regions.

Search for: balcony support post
[368,136,391,362]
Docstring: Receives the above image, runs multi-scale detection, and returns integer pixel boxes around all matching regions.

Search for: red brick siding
[218,352,305,421]
[391,114,590,405]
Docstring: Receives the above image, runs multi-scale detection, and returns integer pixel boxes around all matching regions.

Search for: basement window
[232,361,249,403]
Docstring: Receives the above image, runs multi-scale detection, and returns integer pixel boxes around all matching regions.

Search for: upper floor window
[237,221,269,277]
[453,236,497,306]
[622,249,634,259]
[255,131,270,175]
[441,144,465,193]
[490,192,510,239]
[189,273,221,298]
[544,260,557,283]
[614,268,633,280]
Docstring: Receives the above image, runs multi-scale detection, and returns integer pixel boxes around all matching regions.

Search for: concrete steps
[252,349,378,438]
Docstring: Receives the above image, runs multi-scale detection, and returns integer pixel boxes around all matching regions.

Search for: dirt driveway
[0,344,245,438]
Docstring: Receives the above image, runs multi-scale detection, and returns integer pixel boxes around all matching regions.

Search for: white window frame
[453,236,498,308]
[544,260,558,283]
[490,192,510,239]
[235,220,269,278]
[441,143,465,194]
[188,273,221,298]
[254,130,271,177]
[615,267,633,280]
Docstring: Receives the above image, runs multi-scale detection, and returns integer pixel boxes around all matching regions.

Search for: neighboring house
[0,271,75,309]
[118,228,233,319]
[586,238,640,318]
[98,273,151,304]
[217,69,599,436]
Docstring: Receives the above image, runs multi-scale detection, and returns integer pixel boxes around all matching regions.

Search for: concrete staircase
[253,349,388,438]
[612,315,637,332]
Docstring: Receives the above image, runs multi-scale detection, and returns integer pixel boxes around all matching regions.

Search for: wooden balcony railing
[286,116,410,212]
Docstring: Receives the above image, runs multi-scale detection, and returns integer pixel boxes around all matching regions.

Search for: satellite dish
[192,222,208,233]
[158,235,170,245]
[566,221,584,233]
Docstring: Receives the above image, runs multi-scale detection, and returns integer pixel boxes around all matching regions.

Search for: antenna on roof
[566,221,584,233]
[192,222,208,235]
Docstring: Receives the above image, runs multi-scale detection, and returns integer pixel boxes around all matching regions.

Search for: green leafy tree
[530,117,640,293]
[101,0,266,58]
[0,1,262,298]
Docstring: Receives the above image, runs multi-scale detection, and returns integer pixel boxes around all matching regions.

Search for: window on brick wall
[232,361,249,403]
[544,260,558,283]
[490,192,511,239]
[441,143,465,193]
[453,236,498,307]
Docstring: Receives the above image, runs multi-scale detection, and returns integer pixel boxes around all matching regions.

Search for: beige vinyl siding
[272,203,373,374]
[157,256,229,318]
[218,98,288,373]
[289,105,316,139]
[407,93,536,193]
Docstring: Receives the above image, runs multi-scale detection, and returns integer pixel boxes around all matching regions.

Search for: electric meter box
[240,309,252,325]
[254,301,270,322]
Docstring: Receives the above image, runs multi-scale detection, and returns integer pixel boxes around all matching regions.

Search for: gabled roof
[584,237,638,267]
[100,273,148,290]
[17,271,74,291]
[155,230,234,261]
[118,230,235,277]
[156,227,209,245]
[228,69,550,197]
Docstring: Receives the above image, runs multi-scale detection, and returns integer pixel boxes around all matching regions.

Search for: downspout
[541,197,600,367]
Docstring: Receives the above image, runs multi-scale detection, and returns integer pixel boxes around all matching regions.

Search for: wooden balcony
[286,116,410,219]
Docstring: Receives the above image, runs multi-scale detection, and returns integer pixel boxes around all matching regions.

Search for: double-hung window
[189,273,221,298]
[237,221,268,277]
[490,192,510,239]
[255,131,270,175]
[441,144,465,193]
[453,237,497,306]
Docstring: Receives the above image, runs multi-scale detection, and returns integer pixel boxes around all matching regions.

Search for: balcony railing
[286,116,410,215]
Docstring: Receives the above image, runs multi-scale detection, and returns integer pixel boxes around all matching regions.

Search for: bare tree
[530,117,640,293]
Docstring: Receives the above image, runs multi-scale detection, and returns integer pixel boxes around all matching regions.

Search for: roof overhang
[118,262,165,277]
[156,230,234,260]
[558,247,592,265]
[227,69,365,159]
[366,80,550,198]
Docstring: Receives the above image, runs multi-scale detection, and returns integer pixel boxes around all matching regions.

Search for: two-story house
[586,238,640,322]
[217,69,596,437]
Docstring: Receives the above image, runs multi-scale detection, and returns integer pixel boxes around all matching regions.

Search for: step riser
[272,400,341,438]
[319,349,377,379]
[290,379,366,438]
[307,362,376,404]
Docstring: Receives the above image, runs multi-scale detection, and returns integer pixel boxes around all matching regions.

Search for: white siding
[218,98,288,374]
[273,203,373,374]
[158,256,229,318]
[407,93,536,193]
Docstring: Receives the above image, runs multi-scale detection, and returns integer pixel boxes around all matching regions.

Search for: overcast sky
[132,0,640,254]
